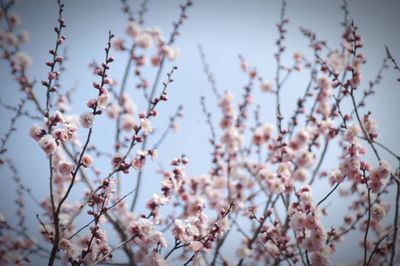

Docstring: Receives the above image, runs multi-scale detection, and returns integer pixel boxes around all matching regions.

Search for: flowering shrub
[0,0,399,265]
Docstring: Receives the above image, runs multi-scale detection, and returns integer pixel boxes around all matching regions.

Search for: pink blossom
[151,231,167,248]
[141,118,153,135]
[311,251,331,266]
[143,252,169,266]
[126,21,141,37]
[216,217,230,234]
[19,30,30,43]
[112,38,125,51]
[260,80,273,93]
[135,32,153,49]
[97,89,110,109]
[4,32,18,46]
[296,151,315,168]
[293,51,303,62]
[326,51,346,73]
[38,134,57,155]
[190,241,203,252]
[305,215,318,230]
[289,211,306,230]
[106,104,121,119]
[293,168,307,182]
[56,161,74,176]
[29,124,44,141]
[79,112,95,128]
[162,45,179,60]
[371,204,386,221]
[82,155,93,168]
[8,13,21,27]
[14,51,32,69]
[378,160,391,179]
[58,239,70,250]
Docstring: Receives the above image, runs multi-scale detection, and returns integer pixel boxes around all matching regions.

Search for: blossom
[371,204,386,221]
[58,239,70,250]
[65,244,80,264]
[29,124,44,141]
[329,169,345,185]
[97,89,110,109]
[57,161,74,176]
[237,247,252,258]
[192,255,207,266]
[38,134,57,155]
[19,30,30,43]
[289,211,306,230]
[297,186,312,203]
[14,51,32,69]
[317,76,331,91]
[216,217,230,234]
[135,32,153,49]
[149,149,158,160]
[8,13,21,27]
[344,124,361,142]
[132,150,147,170]
[82,155,93,168]
[141,118,153,135]
[378,160,391,179]
[290,129,310,150]
[143,252,169,266]
[326,51,346,73]
[260,80,273,93]
[152,193,169,206]
[4,32,18,46]
[293,51,303,62]
[79,112,95,128]
[126,21,141,37]
[106,104,121,119]
[112,38,125,51]
[131,218,153,235]
[293,168,307,182]
[311,251,331,266]
[122,114,136,131]
[304,215,318,230]
[296,151,315,168]
[190,241,203,252]
[151,231,168,248]
[162,45,179,60]
[52,128,68,142]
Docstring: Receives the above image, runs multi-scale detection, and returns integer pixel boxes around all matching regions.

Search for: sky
[1,0,400,265]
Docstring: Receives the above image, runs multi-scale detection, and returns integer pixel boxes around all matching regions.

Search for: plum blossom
[38,134,57,155]
[162,45,179,60]
[190,241,203,252]
[371,204,386,221]
[97,89,110,109]
[79,112,95,128]
[141,118,153,135]
[56,161,74,176]
[135,32,153,49]
[82,155,93,168]
[260,80,273,93]
[14,51,32,69]
[126,21,141,37]
[29,124,44,141]
[143,252,169,266]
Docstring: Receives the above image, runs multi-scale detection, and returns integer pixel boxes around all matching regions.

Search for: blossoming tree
[0,0,399,265]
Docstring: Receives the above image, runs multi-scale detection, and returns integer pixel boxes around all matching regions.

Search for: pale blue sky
[1,0,400,264]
